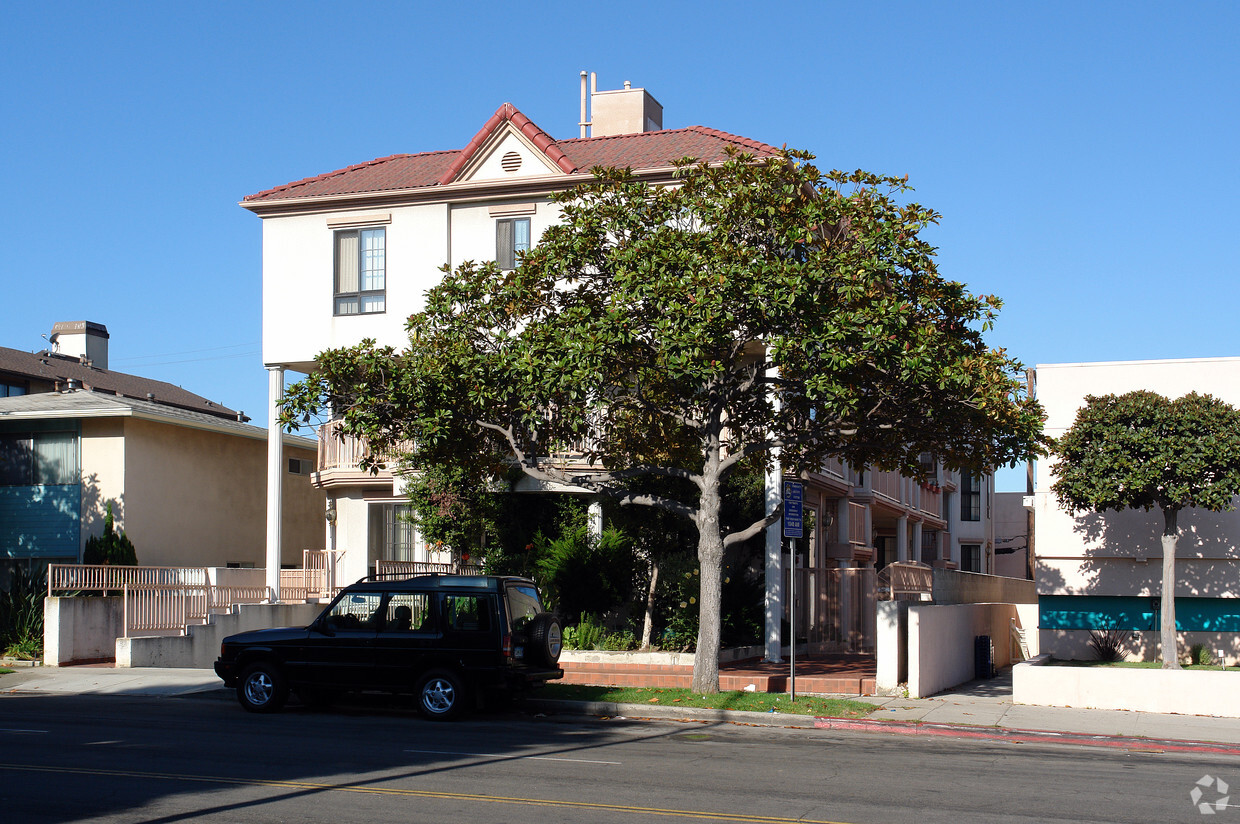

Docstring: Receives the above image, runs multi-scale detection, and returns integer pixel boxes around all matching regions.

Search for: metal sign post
[782,480,803,702]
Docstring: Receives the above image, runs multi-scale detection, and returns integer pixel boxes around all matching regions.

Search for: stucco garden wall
[1014,655,1240,717]
[906,602,1038,698]
[44,595,125,665]
[117,602,322,669]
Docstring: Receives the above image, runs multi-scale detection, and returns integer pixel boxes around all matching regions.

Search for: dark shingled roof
[244,103,781,204]
[0,346,243,421]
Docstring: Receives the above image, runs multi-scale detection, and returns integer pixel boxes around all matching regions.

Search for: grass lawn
[538,684,877,718]
[1050,658,1236,671]
[0,668,13,675]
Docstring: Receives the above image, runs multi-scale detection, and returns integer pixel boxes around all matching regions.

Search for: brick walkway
[560,653,877,695]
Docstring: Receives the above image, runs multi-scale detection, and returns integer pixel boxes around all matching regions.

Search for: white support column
[911,521,923,566]
[764,457,783,662]
[896,516,909,563]
[587,499,604,542]
[266,366,285,602]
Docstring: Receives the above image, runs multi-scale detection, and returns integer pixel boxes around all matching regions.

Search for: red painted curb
[812,717,1240,755]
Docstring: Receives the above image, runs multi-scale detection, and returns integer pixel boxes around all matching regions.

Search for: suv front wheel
[237,661,288,713]
[417,669,466,720]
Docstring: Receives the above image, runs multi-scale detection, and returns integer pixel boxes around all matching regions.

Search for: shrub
[1,566,45,660]
[83,502,138,566]
[1189,643,1215,666]
[562,613,607,650]
[1088,625,1127,663]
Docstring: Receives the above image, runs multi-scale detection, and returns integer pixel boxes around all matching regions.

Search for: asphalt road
[0,690,1236,824]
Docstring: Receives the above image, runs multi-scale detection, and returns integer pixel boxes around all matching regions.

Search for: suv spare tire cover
[527,612,562,667]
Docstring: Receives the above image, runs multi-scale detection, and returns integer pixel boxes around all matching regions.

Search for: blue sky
[3,2,1236,491]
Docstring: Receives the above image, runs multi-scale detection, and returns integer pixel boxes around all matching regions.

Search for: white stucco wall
[907,602,1035,698]
[1014,657,1240,717]
[260,195,565,372]
[1035,358,1240,598]
[44,595,126,665]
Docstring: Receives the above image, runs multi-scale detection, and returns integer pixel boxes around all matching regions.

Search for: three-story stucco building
[245,78,1000,657]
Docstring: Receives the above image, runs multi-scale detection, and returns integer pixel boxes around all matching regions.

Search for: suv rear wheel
[417,669,466,720]
[237,662,288,713]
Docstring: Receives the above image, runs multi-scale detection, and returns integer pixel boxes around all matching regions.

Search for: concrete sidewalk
[5,663,1240,751]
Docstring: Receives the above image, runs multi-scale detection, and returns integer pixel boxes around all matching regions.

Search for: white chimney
[49,321,109,370]
[580,72,663,138]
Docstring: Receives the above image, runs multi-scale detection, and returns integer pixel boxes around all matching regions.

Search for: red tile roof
[244,104,780,204]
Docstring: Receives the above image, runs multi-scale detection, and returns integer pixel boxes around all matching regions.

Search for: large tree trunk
[1160,507,1181,670]
[640,557,659,650]
[691,445,724,694]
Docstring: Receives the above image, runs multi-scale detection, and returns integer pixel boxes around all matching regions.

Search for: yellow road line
[0,762,855,824]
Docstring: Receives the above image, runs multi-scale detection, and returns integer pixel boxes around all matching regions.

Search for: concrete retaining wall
[907,602,1038,698]
[117,603,322,669]
[933,569,1037,605]
[44,596,125,665]
[1014,655,1240,717]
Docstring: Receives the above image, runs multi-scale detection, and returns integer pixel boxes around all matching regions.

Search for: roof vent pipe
[579,71,590,138]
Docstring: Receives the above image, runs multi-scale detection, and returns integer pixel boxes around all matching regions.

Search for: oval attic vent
[501,151,522,172]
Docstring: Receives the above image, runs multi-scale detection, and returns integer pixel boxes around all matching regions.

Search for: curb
[525,699,1240,754]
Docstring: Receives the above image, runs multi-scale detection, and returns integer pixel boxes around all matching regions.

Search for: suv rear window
[505,584,543,632]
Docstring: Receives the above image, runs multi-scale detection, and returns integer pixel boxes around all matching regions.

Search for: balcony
[315,420,413,489]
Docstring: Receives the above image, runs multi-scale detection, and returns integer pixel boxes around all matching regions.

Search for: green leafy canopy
[1051,391,1240,516]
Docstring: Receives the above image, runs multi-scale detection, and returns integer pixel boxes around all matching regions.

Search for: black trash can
[974,635,994,680]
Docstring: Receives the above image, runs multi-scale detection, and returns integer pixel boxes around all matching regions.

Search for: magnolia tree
[280,149,1045,693]
[1052,391,1240,668]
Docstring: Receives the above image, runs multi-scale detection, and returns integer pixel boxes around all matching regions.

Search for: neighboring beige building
[0,388,323,576]
[1033,357,1240,662]
[244,78,1003,653]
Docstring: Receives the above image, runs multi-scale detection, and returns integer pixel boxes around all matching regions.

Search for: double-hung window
[334,227,385,315]
[496,218,530,270]
[960,470,982,522]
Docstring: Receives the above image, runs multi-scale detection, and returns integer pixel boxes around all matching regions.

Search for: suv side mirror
[314,616,336,637]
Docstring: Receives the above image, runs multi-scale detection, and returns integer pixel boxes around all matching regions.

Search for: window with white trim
[496,218,530,270]
[334,227,385,315]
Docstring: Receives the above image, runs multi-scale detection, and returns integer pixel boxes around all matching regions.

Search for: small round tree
[1051,391,1240,669]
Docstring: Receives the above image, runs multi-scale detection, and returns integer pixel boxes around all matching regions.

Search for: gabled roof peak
[436,102,577,185]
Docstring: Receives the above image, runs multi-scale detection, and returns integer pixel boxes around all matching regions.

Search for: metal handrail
[49,564,208,596]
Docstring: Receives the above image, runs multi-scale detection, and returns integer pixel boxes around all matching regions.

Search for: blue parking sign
[782,480,803,538]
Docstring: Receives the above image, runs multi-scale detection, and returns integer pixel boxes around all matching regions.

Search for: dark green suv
[214,575,562,719]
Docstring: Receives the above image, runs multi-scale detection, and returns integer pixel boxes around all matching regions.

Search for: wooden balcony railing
[317,420,413,472]
[871,470,903,502]
[848,501,868,546]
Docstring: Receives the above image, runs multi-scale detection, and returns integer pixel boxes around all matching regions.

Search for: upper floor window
[334,227,385,315]
[1,382,27,397]
[0,431,77,486]
[960,469,982,521]
[496,218,530,270]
